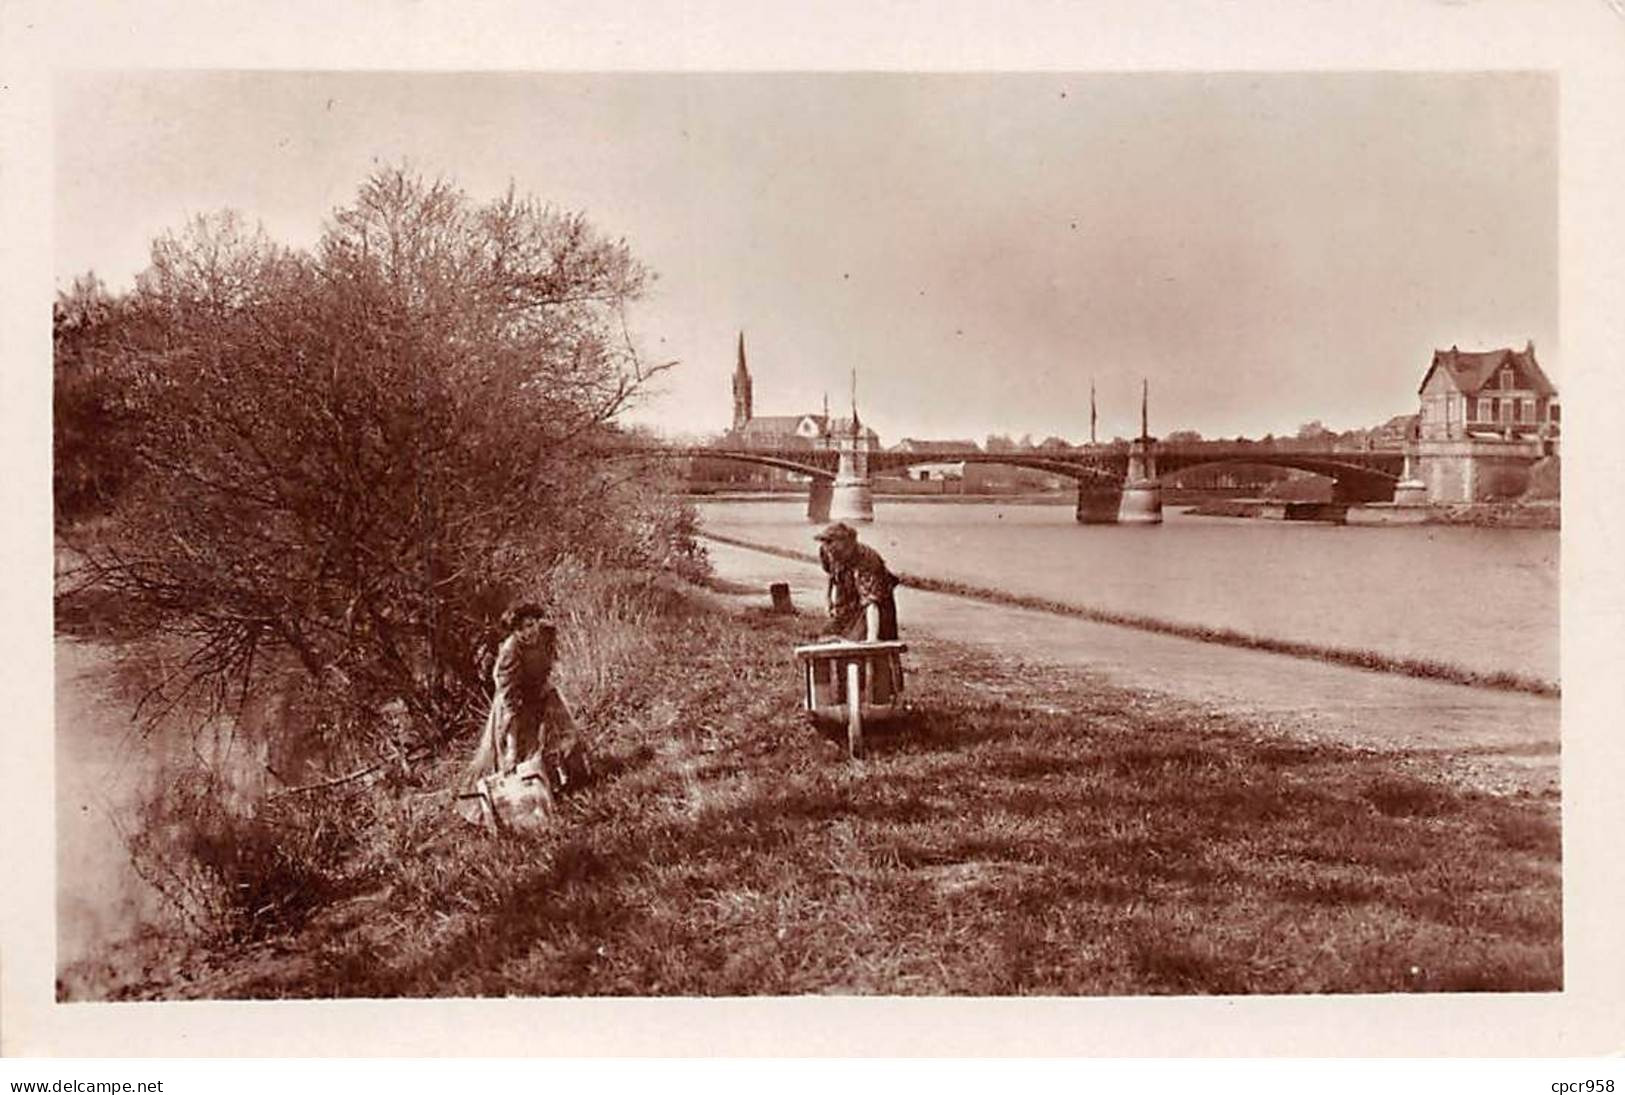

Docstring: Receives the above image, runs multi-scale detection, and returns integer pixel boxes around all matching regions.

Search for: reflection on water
[56,640,161,972]
[698,501,1560,684]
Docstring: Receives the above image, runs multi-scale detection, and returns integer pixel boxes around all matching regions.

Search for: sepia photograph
[46,68,1564,1003]
[7,0,1625,1064]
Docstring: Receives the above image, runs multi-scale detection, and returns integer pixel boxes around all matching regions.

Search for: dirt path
[704,538,1559,796]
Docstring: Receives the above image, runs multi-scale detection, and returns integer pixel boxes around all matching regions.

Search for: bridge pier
[1118,439,1162,525]
[1411,437,1548,504]
[806,479,833,523]
[827,424,874,523]
[828,479,875,523]
[1391,449,1428,506]
[1330,477,1398,505]
[1118,484,1162,524]
[1075,484,1123,523]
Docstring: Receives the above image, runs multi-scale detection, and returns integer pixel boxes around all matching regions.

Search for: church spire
[849,367,861,435]
[730,330,753,431]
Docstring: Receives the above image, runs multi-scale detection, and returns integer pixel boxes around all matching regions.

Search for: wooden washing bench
[792,640,908,759]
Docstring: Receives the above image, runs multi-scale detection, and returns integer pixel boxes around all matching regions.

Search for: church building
[722,333,878,482]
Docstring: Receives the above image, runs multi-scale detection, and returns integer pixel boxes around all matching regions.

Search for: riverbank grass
[66,577,1559,999]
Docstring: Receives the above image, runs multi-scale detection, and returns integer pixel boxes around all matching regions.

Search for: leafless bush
[58,169,718,955]
[53,276,146,528]
[66,167,682,746]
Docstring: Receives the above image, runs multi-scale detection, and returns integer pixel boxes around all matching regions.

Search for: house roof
[737,414,822,437]
[893,438,978,454]
[1419,344,1557,398]
[823,416,880,441]
[730,414,880,444]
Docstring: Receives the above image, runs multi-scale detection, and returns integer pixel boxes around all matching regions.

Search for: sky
[55,71,1557,444]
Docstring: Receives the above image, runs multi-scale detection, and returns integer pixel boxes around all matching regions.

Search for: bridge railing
[602,436,1411,463]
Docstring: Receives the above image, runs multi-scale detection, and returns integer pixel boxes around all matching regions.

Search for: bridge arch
[605,446,835,481]
[870,450,1126,486]
[1154,454,1401,502]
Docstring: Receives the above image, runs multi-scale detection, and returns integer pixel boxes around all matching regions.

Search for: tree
[1164,429,1202,444]
[53,273,147,526]
[1296,420,1335,441]
[71,168,670,740]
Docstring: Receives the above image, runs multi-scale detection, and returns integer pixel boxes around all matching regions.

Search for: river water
[696,500,1560,685]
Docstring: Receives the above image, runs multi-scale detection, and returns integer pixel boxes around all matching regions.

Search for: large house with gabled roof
[1417,341,1559,442]
[1408,340,1560,503]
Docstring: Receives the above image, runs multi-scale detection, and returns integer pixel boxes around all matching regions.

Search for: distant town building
[720,332,880,484]
[732,411,829,448]
[1417,341,1558,441]
[890,438,977,480]
[1372,413,1419,446]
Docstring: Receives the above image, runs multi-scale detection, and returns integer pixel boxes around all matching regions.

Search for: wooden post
[845,659,863,759]
[769,582,793,614]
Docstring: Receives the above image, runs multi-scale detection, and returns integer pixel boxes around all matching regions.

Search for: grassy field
[61,578,1561,999]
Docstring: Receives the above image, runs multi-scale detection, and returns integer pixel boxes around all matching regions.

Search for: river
[696,500,1560,686]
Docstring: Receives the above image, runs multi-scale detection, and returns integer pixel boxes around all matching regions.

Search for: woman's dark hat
[814,521,858,542]
[500,602,551,630]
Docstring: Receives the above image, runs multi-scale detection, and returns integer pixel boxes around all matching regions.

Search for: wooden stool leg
[846,659,863,760]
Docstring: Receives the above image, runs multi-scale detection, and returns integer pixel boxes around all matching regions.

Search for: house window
[1491,397,1502,423]
[1521,399,1534,423]
[1499,368,1514,390]
[1468,397,1480,422]
[1550,404,1561,423]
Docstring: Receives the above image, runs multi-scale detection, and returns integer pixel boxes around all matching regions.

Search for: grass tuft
[1364,777,1462,819]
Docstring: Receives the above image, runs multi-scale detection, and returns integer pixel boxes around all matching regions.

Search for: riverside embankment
[59,562,1561,1000]
[702,538,1558,798]
[54,488,1561,998]
[698,499,1559,689]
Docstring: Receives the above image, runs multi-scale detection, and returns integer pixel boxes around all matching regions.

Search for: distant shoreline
[1186,497,1561,529]
[689,490,1075,506]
